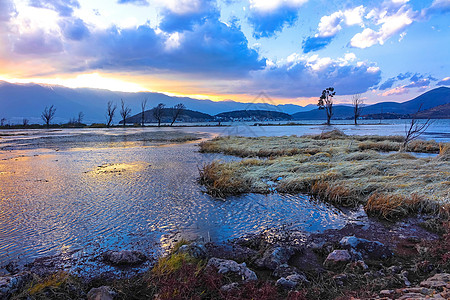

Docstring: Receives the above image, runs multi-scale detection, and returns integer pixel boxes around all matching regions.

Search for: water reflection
[0,136,359,267]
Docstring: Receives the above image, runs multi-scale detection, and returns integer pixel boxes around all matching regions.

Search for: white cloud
[350,5,415,48]
[249,0,308,13]
[381,86,408,96]
[316,6,365,38]
[156,0,206,14]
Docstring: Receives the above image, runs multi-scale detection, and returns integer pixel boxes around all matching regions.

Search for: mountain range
[0,81,314,124]
[0,81,449,124]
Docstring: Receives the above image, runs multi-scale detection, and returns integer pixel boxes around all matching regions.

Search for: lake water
[0,120,448,269]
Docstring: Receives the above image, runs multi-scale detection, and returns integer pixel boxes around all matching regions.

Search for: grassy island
[199,130,450,220]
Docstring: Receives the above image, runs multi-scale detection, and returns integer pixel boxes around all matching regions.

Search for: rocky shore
[1,216,449,299]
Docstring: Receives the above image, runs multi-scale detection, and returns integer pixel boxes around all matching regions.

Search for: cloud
[59,18,90,41]
[0,0,16,22]
[248,0,308,38]
[245,53,381,98]
[316,6,365,37]
[350,4,415,48]
[382,86,408,96]
[13,30,63,55]
[302,6,364,52]
[405,78,430,88]
[158,0,219,32]
[28,0,80,17]
[379,77,397,90]
[302,36,333,53]
[437,77,450,85]
[397,72,411,80]
[68,19,265,78]
[117,0,149,5]
[423,0,450,16]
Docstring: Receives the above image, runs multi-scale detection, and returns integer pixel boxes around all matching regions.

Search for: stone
[286,273,309,285]
[388,265,402,274]
[398,292,427,299]
[87,286,116,300]
[323,250,351,268]
[220,282,239,292]
[272,264,299,278]
[276,277,297,289]
[255,246,295,270]
[177,242,207,259]
[420,273,450,289]
[0,272,31,299]
[379,289,394,296]
[207,258,257,281]
[102,250,146,266]
[399,270,411,287]
[340,236,392,260]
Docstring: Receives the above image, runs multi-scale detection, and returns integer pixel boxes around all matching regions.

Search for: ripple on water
[0,137,363,267]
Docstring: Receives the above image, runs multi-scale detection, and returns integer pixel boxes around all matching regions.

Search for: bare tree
[352,94,364,125]
[41,105,56,128]
[140,98,147,126]
[318,87,335,126]
[170,103,185,126]
[77,112,84,125]
[1,118,6,126]
[120,99,131,127]
[22,118,29,126]
[106,101,117,128]
[153,103,165,127]
[401,104,432,151]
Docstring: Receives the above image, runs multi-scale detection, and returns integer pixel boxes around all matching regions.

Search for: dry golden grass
[199,133,450,219]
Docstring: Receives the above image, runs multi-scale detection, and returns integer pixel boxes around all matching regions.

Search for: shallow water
[0,131,362,268]
[0,122,448,268]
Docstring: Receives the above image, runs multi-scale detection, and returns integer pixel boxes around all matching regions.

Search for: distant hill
[292,87,450,120]
[414,103,450,119]
[0,81,311,124]
[215,110,292,121]
[122,108,213,124]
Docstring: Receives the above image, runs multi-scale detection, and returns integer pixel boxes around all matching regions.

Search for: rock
[87,286,116,300]
[272,264,299,278]
[207,258,257,281]
[399,270,411,287]
[102,250,146,266]
[255,246,295,270]
[286,273,309,285]
[220,282,239,292]
[323,250,351,269]
[397,292,426,299]
[177,242,207,259]
[340,236,392,260]
[0,272,32,299]
[420,273,450,289]
[379,289,394,297]
[276,277,297,289]
[388,265,402,274]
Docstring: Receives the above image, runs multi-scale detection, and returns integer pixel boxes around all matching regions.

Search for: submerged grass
[199,132,450,220]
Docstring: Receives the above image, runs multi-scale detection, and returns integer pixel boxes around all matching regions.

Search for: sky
[0,0,449,106]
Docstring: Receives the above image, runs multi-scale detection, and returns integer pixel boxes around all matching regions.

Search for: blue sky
[0,0,449,105]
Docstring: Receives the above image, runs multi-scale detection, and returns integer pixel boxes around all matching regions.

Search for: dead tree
[0,118,5,126]
[170,103,185,126]
[318,87,335,126]
[140,98,147,126]
[120,99,131,127]
[22,118,29,126]
[106,101,117,128]
[153,103,165,127]
[352,94,364,125]
[77,112,84,125]
[41,105,56,128]
[401,104,432,151]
